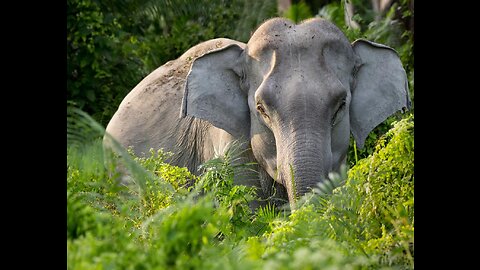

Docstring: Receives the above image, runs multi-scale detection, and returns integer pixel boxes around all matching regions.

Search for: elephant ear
[181,43,250,139]
[350,39,411,149]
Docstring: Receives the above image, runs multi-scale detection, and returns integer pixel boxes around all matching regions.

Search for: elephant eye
[256,103,269,118]
[332,98,346,126]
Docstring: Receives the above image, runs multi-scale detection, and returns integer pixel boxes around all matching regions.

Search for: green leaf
[85,89,96,102]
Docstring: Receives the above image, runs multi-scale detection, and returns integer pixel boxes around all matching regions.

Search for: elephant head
[181,18,410,205]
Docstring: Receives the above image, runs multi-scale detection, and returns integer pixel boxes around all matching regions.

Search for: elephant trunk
[277,127,332,206]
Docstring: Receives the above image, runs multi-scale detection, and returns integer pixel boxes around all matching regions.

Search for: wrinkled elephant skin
[105,18,410,207]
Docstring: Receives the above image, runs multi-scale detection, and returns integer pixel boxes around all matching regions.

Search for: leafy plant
[67,107,413,269]
[283,0,313,23]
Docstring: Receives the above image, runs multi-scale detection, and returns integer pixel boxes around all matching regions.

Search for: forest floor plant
[67,106,413,269]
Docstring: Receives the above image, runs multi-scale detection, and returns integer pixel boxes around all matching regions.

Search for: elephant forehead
[247,17,350,58]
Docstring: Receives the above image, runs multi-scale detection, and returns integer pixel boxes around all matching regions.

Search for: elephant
[104,17,411,207]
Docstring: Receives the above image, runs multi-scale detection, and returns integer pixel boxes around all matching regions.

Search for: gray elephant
[105,17,410,207]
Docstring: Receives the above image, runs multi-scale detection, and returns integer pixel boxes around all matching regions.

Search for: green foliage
[348,114,400,167]
[129,148,196,217]
[67,190,96,240]
[142,196,229,269]
[67,107,413,269]
[348,115,414,243]
[195,141,260,238]
[317,0,361,40]
[67,0,147,125]
[283,1,313,23]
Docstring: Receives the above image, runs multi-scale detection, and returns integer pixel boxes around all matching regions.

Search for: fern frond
[314,164,348,196]
[67,106,174,196]
[256,203,278,222]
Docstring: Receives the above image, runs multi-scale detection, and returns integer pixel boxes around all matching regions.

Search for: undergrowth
[67,108,414,269]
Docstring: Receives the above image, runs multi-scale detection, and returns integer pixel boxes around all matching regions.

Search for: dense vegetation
[67,0,414,269]
[67,109,413,269]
